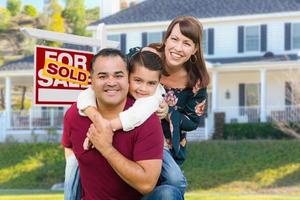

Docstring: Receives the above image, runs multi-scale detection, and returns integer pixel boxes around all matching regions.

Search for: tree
[271,68,300,139]
[63,0,86,35]
[46,0,65,46]
[7,0,21,16]
[0,7,11,32]
[23,4,37,17]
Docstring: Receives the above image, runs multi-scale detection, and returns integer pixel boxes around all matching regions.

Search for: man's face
[91,55,129,108]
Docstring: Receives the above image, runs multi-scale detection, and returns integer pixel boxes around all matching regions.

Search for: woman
[145,15,209,166]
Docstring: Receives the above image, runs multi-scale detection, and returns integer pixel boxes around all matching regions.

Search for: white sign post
[21,24,119,106]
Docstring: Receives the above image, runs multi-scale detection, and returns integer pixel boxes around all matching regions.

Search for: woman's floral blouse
[162,80,207,166]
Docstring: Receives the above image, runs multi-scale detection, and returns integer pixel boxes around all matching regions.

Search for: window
[245,26,259,52]
[107,34,120,48]
[147,32,162,45]
[292,23,300,49]
[202,30,207,54]
[107,34,120,42]
[245,83,260,106]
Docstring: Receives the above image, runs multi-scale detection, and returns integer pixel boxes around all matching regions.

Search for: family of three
[62,15,210,200]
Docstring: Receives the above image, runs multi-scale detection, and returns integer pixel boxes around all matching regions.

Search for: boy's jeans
[64,154,81,200]
[160,149,187,195]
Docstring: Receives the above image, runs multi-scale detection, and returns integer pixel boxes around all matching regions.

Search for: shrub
[223,122,291,139]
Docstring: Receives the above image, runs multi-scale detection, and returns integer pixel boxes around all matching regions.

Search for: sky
[0,0,99,10]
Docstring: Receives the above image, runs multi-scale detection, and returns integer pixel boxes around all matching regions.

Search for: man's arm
[87,115,163,195]
[101,145,162,194]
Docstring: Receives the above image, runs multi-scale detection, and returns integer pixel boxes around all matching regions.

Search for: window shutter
[239,83,245,115]
[120,34,126,54]
[239,84,245,106]
[285,23,291,50]
[260,24,267,52]
[285,82,292,105]
[142,32,148,47]
[238,26,244,53]
[162,31,166,41]
[208,28,214,55]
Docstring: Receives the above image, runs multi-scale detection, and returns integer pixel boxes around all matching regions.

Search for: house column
[260,69,267,122]
[211,71,219,112]
[5,77,11,129]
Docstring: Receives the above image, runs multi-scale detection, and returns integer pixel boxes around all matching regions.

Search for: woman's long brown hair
[149,16,210,88]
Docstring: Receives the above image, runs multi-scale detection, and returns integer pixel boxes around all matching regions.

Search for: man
[62,48,164,199]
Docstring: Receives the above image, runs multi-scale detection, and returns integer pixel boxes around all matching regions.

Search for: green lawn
[0,191,299,200]
[0,140,300,198]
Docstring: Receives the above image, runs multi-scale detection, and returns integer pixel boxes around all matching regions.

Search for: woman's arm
[178,87,207,131]
[168,87,207,157]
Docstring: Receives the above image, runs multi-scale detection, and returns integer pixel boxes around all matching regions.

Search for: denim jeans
[64,154,81,200]
[141,185,184,200]
[160,149,187,195]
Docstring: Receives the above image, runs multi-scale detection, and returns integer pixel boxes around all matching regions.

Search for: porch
[216,105,300,123]
[0,107,66,142]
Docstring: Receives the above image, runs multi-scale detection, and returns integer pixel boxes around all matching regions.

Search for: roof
[91,0,300,25]
[0,55,34,71]
[207,54,298,64]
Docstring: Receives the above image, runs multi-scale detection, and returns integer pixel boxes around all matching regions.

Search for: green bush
[223,122,291,139]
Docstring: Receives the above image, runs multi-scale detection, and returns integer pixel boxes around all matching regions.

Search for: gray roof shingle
[91,0,300,25]
[0,55,34,71]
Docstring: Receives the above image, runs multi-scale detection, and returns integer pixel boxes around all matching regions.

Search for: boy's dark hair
[127,48,163,77]
[90,48,127,74]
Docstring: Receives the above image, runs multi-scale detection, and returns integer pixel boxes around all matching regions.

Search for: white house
[88,0,300,134]
[0,0,300,141]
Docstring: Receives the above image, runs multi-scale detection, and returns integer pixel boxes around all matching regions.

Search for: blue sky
[0,0,99,10]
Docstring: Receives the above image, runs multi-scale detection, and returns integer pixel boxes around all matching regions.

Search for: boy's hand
[156,100,169,119]
[83,137,94,150]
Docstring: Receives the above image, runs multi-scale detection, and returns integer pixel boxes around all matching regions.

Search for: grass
[182,140,300,194]
[0,140,300,198]
[0,190,299,200]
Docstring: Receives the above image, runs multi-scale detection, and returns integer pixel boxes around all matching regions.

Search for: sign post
[20,24,119,106]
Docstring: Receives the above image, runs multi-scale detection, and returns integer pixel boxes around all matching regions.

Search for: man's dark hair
[90,48,127,74]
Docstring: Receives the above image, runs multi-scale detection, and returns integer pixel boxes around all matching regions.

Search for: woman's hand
[156,100,169,120]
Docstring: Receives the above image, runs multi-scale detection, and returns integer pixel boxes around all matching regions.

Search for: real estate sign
[35,45,94,106]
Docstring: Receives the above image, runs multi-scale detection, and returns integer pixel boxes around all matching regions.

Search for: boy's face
[129,64,160,99]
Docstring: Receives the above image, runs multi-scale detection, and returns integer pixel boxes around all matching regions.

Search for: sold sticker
[42,58,90,86]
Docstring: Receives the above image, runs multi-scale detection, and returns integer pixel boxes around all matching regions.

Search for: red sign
[35,45,94,106]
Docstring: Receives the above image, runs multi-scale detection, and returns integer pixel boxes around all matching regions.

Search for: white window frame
[107,34,121,49]
[292,23,300,49]
[202,29,208,55]
[244,25,260,52]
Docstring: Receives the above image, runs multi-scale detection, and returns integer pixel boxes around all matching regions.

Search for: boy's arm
[77,84,166,132]
[77,87,97,116]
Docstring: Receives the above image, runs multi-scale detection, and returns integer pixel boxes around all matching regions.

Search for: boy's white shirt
[77,84,166,131]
